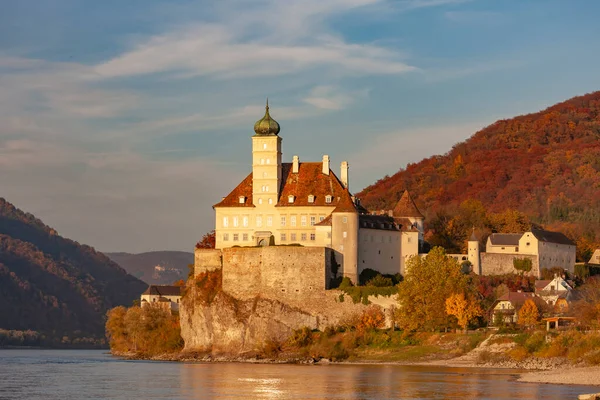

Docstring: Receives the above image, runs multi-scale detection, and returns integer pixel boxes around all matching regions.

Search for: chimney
[340,161,349,189]
[322,155,330,175]
[292,155,299,173]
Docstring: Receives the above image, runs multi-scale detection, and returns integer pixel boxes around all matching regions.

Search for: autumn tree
[196,230,216,249]
[445,293,482,333]
[518,299,539,328]
[396,247,469,332]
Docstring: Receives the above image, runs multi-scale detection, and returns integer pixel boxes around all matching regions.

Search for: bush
[262,338,282,358]
[366,275,394,287]
[289,327,313,347]
[357,306,386,331]
[513,258,533,273]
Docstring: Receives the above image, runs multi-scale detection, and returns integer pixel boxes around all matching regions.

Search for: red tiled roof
[214,162,357,213]
[359,214,400,231]
[213,173,254,208]
[277,163,355,210]
[393,190,424,218]
[497,291,538,307]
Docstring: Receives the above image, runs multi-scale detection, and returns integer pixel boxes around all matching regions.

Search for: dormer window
[308,195,315,203]
[325,195,332,204]
[238,196,245,204]
[288,195,295,203]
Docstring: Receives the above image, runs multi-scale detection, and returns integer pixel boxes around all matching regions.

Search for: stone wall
[194,248,223,275]
[480,253,539,277]
[221,246,333,306]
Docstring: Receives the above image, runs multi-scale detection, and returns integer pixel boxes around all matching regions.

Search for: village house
[490,291,539,324]
[140,285,182,313]
[535,275,573,312]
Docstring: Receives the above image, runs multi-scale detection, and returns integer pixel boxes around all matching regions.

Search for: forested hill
[0,198,147,346]
[357,91,600,259]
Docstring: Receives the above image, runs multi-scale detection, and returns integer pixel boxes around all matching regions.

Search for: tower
[468,228,480,274]
[252,99,282,208]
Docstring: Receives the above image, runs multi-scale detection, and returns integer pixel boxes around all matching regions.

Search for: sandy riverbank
[518,366,600,386]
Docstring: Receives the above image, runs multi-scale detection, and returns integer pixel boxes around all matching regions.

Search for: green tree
[396,247,470,332]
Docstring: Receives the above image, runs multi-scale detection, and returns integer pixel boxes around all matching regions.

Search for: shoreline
[111,350,600,386]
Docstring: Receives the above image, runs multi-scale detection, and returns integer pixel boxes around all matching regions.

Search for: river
[0,349,596,399]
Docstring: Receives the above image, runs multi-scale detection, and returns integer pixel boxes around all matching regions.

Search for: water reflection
[0,350,597,400]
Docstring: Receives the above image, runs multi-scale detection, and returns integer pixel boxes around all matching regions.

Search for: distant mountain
[357,91,600,258]
[0,198,147,346]
[105,251,193,285]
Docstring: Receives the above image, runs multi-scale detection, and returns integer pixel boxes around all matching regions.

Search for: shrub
[289,327,313,347]
[357,306,386,331]
[262,339,282,358]
[339,277,354,289]
[513,258,533,273]
[366,275,394,287]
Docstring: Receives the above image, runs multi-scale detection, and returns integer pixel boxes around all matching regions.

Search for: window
[242,233,248,241]
[327,232,331,239]
[342,217,347,223]
[233,234,239,241]
[266,158,270,164]
[288,195,294,203]
[260,158,265,165]
[319,215,324,222]
[223,233,229,241]
[268,198,273,205]
[266,186,269,192]
[526,242,530,246]
[281,233,286,241]
[301,216,307,226]
[256,216,262,227]
[310,216,316,226]
[301,233,307,241]
[291,233,297,241]
[223,217,229,227]
[263,143,267,149]
[291,216,297,227]
[308,195,315,203]
[407,237,411,243]
[258,198,263,205]
[239,196,245,204]
[310,233,315,241]
[233,217,238,227]
[343,231,347,238]
[243,216,248,227]
[267,216,272,227]
[281,216,286,226]
[325,195,332,204]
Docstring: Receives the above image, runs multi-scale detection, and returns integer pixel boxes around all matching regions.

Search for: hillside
[357,91,600,259]
[105,251,193,285]
[0,198,147,346]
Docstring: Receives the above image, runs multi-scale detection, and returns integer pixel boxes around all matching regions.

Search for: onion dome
[253,99,280,136]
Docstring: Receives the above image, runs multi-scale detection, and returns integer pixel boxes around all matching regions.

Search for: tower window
[308,195,315,203]
[325,195,332,204]
[288,195,294,203]
[223,217,229,227]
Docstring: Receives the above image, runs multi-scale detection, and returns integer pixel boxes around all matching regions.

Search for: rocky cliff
[179,271,395,355]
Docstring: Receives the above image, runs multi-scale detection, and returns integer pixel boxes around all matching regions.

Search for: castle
[211,101,422,283]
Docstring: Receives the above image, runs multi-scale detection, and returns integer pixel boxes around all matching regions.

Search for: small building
[588,249,600,265]
[490,291,538,324]
[140,285,182,312]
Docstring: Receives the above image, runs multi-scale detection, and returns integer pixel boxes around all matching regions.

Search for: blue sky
[1,0,599,252]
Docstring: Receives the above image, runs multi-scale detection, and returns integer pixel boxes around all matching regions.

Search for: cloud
[303,85,367,110]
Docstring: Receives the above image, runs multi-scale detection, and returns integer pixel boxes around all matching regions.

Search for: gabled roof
[214,162,357,213]
[488,233,522,246]
[393,190,424,218]
[276,163,356,211]
[142,285,182,297]
[530,228,575,246]
[535,280,552,291]
[213,173,254,208]
[496,291,537,307]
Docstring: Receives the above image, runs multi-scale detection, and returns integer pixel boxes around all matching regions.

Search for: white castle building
[213,102,422,283]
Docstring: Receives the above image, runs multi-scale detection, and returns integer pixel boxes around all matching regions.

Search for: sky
[1,0,600,253]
